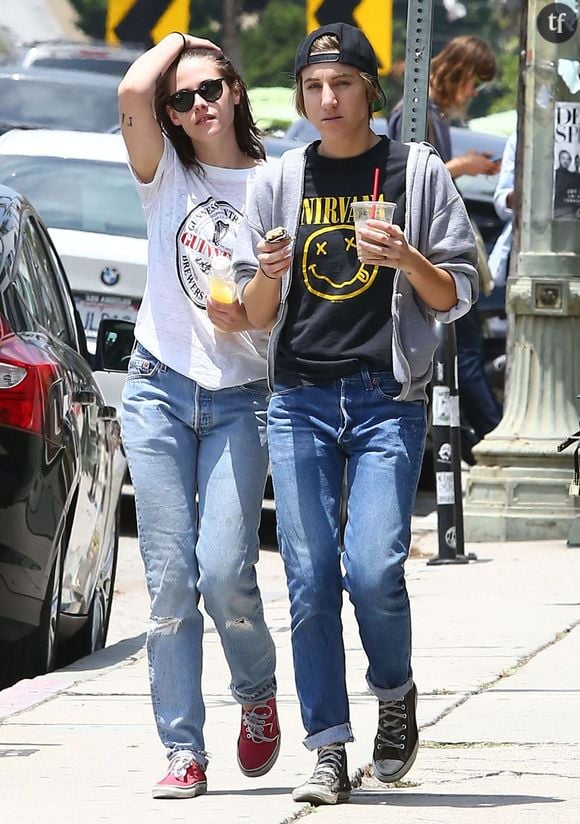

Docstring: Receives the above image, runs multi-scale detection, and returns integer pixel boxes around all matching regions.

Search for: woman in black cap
[234,22,478,806]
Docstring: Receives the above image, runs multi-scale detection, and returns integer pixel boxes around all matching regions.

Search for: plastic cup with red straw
[370,167,380,217]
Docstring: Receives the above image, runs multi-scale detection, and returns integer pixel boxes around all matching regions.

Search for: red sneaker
[237,696,281,777]
[152,752,207,799]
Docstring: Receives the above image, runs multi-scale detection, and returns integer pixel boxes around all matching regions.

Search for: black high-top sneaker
[373,683,419,782]
[292,743,351,805]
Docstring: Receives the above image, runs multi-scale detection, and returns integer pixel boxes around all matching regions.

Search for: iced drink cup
[351,201,396,261]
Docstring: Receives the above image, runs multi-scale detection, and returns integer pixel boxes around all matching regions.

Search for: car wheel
[34,540,63,673]
[74,503,120,658]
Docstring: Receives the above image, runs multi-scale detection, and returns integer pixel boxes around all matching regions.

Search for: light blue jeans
[122,343,276,770]
[268,370,426,750]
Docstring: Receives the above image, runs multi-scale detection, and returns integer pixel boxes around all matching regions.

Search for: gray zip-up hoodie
[233,141,479,401]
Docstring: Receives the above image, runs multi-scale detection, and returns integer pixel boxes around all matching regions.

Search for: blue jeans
[455,306,502,440]
[121,343,276,769]
[268,370,426,750]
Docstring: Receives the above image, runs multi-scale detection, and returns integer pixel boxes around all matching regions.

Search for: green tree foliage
[240,0,304,87]
[69,0,520,120]
[70,0,108,39]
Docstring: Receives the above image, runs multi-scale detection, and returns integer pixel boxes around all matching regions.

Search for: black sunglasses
[169,79,225,112]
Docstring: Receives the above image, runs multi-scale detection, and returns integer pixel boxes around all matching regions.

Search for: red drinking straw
[370,167,380,218]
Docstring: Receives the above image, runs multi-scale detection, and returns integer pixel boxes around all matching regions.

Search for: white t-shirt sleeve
[127,135,174,210]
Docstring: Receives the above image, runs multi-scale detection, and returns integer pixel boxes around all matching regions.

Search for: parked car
[0,66,121,134]
[0,39,143,77]
[265,118,507,251]
[0,129,147,346]
[0,184,132,688]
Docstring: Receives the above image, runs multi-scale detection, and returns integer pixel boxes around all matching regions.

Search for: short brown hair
[430,36,495,114]
[294,34,382,119]
[154,47,264,170]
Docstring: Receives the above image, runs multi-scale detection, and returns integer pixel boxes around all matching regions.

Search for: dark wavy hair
[154,47,265,169]
[430,36,496,114]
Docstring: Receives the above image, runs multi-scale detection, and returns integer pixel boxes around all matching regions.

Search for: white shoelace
[310,744,344,785]
[376,700,408,750]
[242,703,276,743]
[167,751,197,778]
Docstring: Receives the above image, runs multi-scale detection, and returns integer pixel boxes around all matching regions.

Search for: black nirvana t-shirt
[276,136,409,384]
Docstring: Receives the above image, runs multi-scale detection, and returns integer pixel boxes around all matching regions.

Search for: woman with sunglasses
[233,23,478,806]
[390,35,503,460]
[118,32,279,800]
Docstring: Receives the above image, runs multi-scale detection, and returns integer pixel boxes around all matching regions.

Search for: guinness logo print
[176,197,243,309]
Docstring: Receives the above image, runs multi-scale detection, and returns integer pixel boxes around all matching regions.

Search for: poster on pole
[553,101,580,220]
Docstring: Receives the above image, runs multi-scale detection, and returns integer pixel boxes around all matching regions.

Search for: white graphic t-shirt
[131,137,268,390]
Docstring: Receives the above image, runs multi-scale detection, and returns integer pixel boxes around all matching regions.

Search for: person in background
[118,31,280,801]
[389,35,502,457]
[489,131,516,289]
[234,22,478,807]
[388,35,501,181]
[481,130,517,345]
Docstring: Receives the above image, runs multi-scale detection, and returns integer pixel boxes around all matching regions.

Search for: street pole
[464,0,580,541]
[400,0,472,564]
[400,0,435,143]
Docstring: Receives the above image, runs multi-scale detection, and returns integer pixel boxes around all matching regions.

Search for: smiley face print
[300,224,379,301]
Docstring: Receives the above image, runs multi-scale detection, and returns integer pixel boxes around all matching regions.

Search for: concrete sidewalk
[1,528,579,823]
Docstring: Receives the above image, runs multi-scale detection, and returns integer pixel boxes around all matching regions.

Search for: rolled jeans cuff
[366,673,414,701]
[167,746,209,772]
[230,676,277,706]
[303,722,354,751]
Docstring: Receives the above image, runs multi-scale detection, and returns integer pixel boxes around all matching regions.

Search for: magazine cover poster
[553,101,580,220]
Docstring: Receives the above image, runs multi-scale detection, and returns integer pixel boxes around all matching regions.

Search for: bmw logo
[100,266,120,286]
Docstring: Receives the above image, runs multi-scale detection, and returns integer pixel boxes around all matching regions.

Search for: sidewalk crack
[420,619,580,732]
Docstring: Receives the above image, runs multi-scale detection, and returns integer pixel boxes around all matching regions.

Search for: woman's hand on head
[182,34,222,53]
[257,236,293,281]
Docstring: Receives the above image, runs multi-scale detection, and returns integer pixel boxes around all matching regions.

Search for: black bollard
[427,322,470,565]
[448,323,477,562]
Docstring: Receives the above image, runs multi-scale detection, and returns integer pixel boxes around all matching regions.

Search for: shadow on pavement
[65,633,146,672]
[348,791,562,808]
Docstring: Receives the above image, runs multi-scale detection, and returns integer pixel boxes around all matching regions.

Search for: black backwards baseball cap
[294,22,379,80]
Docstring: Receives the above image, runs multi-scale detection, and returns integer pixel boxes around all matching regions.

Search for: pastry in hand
[265,226,290,243]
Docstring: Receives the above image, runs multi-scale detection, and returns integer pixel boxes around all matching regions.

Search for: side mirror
[93,319,135,372]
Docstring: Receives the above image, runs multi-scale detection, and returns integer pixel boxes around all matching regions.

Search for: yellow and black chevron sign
[106,0,190,47]
[306,0,393,75]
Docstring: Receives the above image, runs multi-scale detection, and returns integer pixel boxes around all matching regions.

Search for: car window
[0,156,147,239]
[0,77,118,132]
[30,58,132,75]
[39,219,88,355]
[7,237,43,332]
[23,218,74,344]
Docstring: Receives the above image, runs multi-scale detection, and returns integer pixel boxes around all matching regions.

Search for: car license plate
[75,292,140,339]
